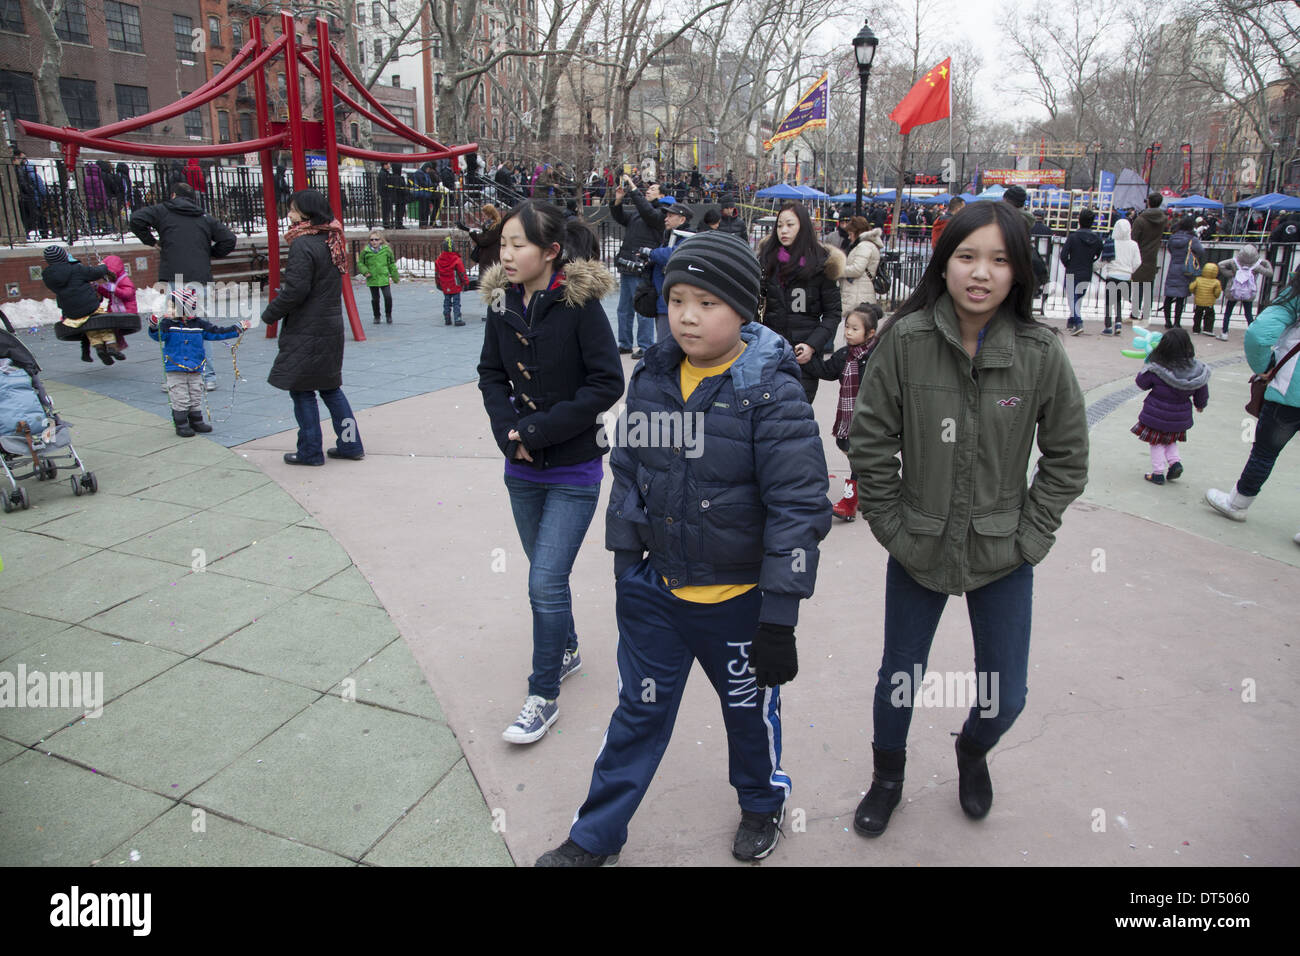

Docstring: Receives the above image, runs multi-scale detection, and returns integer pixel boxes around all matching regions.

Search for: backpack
[1182,243,1201,277]
[1229,261,1259,301]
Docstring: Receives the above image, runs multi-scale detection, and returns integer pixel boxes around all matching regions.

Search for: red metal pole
[316,17,364,342]
[282,13,307,189]
[253,17,282,341]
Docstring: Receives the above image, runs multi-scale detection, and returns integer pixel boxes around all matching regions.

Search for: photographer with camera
[609,174,667,359]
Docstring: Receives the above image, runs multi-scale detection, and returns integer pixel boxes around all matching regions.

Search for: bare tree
[22,0,70,129]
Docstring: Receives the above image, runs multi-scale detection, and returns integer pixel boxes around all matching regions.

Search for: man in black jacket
[610,174,666,356]
[130,181,237,386]
[718,199,746,239]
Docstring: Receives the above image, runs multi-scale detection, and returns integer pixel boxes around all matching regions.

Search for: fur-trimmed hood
[478,258,616,308]
[821,242,846,281]
[1145,358,1211,391]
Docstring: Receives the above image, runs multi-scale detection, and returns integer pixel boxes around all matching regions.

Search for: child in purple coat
[1132,327,1210,484]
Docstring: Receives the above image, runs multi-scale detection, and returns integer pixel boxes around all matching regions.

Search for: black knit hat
[43,245,68,263]
[661,231,761,321]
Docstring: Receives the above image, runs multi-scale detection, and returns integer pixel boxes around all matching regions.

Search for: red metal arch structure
[18,13,475,342]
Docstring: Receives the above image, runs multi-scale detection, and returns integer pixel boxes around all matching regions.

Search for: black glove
[750,622,797,687]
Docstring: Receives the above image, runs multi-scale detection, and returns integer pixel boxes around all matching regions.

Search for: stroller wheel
[40,459,57,481]
[70,474,84,496]
[84,472,98,495]
[1,492,12,513]
[16,487,28,510]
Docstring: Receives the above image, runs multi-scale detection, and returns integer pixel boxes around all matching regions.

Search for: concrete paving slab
[82,572,298,656]
[310,566,382,607]
[56,417,149,447]
[100,804,353,867]
[0,551,185,623]
[136,466,271,508]
[208,481,309,524]
[148,438,265,471]
[0,607,71,664]
[77,447,206,497]
[204,523,352,592]
[112,511,291,569]
[325,632,445,722]
[363,758,511,866]
[0,530,97,589]
[189,695,463,860]
[0,485,96,531]
[32,495,194,549]
[0,626,184,745]
[83,422,194,458]
[201,593,400,692]
[0,750,172,866]
[0,738,24,765]
[45,659,317,797]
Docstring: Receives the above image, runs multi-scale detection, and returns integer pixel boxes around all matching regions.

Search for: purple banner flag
[764,72,828,151]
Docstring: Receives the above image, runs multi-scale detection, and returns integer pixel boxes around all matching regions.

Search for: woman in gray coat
[262,189,365,465]
[1162,216,1205,328]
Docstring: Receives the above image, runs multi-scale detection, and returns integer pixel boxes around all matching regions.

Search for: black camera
[615,246,654,276]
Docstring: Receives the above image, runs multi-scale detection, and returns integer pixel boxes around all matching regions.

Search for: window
[217,110,230,143]
[508,121,515,139]
[357,5,365,25]
[114,83,149,120]
[372,2,381,24]
[350,122,359,141]
[58,77,98,128]
[213,63,223,80]
[0,0,24,34]
[277,73,286,97]
[55,0,89,44]
[432,35,442,59]
[231,21,242,46]
[492,118,498,138]
[478,85,484,105]
[184,104,203,137]
[434,72,442,93]
[479,118,485,136]
[391,74,400,87]
[174,15,195,61]
[0,70,37,122]
[208,16,220,48]
[373,38,382,60]
[391,105,415,126]
[238,113,253,141]
[357,40,365,64]
[105,2,143,53]
[388,1,397,24]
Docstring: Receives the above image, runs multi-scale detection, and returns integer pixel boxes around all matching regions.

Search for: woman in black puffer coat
[262,189,365,465]
[759,201,845,402]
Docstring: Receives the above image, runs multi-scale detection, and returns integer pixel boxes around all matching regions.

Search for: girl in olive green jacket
[357,228,400,324]
[846,200,1088,840]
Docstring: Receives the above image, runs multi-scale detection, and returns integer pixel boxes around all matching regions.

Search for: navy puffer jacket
[42,260,109,319]
[605,322,831,626]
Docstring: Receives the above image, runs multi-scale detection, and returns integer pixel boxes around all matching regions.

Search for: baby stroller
[0,310,98,512]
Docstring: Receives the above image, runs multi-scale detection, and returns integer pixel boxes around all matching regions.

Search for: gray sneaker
[559,648,582,682]
[502,694,558,744]
[535,838,617,867]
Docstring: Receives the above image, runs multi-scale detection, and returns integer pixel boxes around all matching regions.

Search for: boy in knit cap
[536,231,831,866]
[148,288,248,436]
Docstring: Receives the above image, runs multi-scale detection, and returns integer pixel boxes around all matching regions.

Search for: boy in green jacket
[357,228,399,324]
[848,201,1088,840]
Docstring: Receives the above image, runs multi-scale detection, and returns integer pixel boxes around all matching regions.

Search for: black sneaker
[618,347,633,355]
[629,348,644,360]
[535,838,617,867]
[1167,462,1183,481]
[732,808,782,862]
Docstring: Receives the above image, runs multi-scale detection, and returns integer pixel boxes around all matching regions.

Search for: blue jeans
[289,388,364,463]
[1067,274,1089,325]
[443,292,461,322]
[201,339,216,384]
[504,474,600,700]
[616,274,654,350]
[569,559,788,855]
[874,556,1033,753]
[1237,399,1300,497]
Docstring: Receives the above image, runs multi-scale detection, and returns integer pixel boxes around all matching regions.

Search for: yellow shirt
[668,344,758,604]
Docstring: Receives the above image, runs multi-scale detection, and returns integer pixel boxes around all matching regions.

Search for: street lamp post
[852,20,879,218]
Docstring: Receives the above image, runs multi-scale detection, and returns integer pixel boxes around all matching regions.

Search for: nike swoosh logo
[687,264,704,272]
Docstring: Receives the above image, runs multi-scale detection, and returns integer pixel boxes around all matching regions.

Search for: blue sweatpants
[568,559,790,856]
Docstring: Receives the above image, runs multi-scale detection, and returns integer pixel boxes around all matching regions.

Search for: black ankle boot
[81,340,92,363]
[188,410,213,433]
[854,745,905,837]
[954,732,993,819]
[172,410,195,437]
[96,344,114,365]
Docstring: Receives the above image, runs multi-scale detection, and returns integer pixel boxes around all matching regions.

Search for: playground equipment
[17,13,475,342]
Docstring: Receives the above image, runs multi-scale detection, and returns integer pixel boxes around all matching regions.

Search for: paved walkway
[3,279,1297,866]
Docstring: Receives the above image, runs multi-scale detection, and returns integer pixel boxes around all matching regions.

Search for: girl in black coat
[477,199,623,745]
[262,189,364,465]
[759,201,845,402]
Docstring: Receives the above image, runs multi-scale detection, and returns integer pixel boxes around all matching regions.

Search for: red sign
[983,168,1067,186]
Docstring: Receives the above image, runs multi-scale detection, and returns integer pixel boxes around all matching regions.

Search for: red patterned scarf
[284,218,348,273]
[833,342,871,440]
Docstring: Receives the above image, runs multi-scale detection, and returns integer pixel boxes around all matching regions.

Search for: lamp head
[852,20,878,73]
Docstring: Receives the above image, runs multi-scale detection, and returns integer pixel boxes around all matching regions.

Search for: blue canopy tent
[755,184,806,200]
[958,192,980,203]
[791,185,831,200]
[1237,192,1300,211]
[969,185,1006,202]
[917,192,953,206]
[1167,194,1224,210]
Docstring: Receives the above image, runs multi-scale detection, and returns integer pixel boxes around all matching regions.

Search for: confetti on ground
[129,849,140,862]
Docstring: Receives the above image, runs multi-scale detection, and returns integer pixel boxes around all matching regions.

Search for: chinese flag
[889,58,951,135]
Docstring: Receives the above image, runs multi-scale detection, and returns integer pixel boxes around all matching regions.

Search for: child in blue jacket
[536,231,832,867]
[148,288,247,436]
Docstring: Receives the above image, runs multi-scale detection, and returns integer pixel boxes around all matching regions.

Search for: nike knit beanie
[661,231,761,321]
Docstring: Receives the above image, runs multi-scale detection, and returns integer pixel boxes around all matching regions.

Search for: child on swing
[42,245,134,364]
